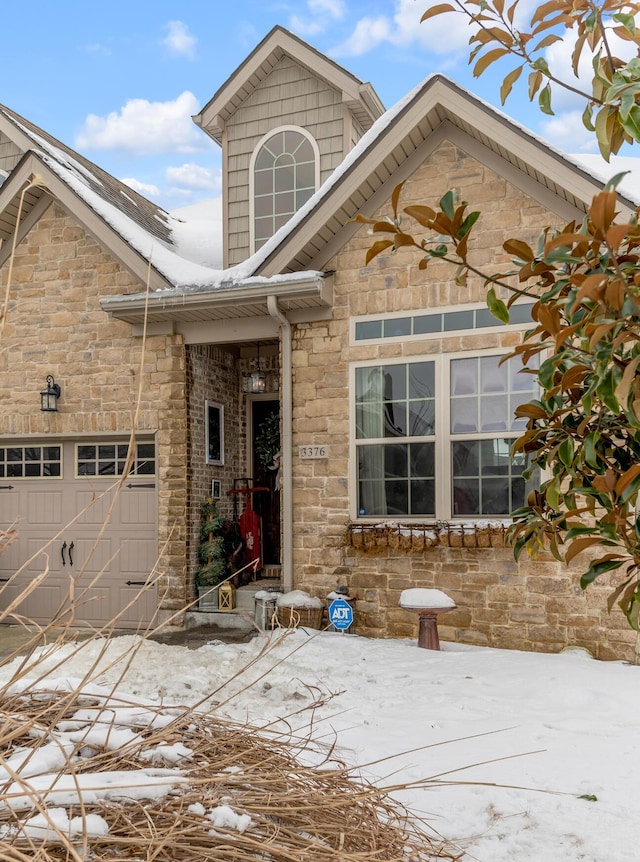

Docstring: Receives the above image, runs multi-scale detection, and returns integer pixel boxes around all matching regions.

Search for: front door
[250,400,281,567]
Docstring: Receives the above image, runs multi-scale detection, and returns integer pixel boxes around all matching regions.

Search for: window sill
[346,519,510,552]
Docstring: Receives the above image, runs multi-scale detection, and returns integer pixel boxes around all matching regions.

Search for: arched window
[251,127,318,251]
[0,169,8,188]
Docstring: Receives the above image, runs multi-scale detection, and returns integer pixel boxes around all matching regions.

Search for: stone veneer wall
[0,202,189,624]
[288,140,637,661]
[186,345,244,594]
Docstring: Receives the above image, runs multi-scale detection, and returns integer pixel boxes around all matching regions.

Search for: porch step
[187,578,282,631]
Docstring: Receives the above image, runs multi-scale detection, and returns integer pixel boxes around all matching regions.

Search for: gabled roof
[193,25,385,145]
[0,104,173,247]
[244,74,640,279]
[0,106,226,290]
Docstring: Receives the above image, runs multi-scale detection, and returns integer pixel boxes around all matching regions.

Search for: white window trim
[349,300,535,346]
[248,125,320,254]
[349,348,536,523]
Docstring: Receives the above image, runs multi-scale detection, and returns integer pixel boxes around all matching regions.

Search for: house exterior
[0,27,636,659]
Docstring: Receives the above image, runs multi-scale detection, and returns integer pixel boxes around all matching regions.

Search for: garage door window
[76,442,156,477]
[0,446,62,478]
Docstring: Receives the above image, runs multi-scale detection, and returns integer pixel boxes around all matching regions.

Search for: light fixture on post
[249,341,267,393]
[40,375,61,412]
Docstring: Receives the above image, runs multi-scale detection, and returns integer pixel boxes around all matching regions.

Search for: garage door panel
[119,538,156,576]
[119,490,156,526]
[27,491,64,527]
[72,489,115,527]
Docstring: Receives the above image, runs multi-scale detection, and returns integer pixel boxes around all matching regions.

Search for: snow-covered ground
[1,630,637,861]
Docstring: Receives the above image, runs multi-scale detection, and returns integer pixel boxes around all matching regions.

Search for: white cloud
[162,20,197,59]
[120,178,161,197]
[165,163,221,193]
[76,92,209,155]
[540,110,600,154]
[290,0,345,37]
[332,0,468,59]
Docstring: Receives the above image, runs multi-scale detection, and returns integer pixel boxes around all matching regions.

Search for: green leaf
[538,83,554,115]
[582,102,595,132]
[558,436,574,468]
[619,104,640,143]
[604,171,631,191]
[613,12,636,34]
[457,209,481,239]
[580,557,624,589]
[486,287,510,323]
[439,189,456,220]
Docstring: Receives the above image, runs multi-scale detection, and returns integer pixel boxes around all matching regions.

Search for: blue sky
[1,0,629,210]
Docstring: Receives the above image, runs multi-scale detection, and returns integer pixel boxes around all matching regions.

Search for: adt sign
[328,598,354,631]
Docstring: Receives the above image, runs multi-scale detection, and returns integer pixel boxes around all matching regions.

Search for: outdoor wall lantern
[40,375,61,412]
[249,342,267,393]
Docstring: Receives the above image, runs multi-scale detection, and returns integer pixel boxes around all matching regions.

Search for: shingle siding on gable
[225,55,346,264]
[0,132,23,174]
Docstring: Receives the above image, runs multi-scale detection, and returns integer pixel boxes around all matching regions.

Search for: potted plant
[196,498,228,610]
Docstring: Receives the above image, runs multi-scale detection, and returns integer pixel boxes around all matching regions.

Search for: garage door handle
[69,542,74,567]
[126,580,147,586]
[126,483,155,489]
[0,577,9,582]
[61,541,67,566]
[0,485,14,490]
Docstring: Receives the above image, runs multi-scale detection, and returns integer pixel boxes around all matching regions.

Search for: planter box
[197,585,219,610]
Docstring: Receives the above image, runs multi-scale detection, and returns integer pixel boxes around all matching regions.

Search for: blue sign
[329,598,353,631]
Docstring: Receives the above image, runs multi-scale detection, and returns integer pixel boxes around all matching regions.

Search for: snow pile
[399,588,456,609]
[275,590,324,609]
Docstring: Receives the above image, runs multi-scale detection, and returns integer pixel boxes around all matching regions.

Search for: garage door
[0,439,158,629]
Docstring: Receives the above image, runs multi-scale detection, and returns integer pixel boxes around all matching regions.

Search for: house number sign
[299,445,329,459]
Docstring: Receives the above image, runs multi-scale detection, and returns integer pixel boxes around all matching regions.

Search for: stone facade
[0,202,189,624]
[288,140,636,661]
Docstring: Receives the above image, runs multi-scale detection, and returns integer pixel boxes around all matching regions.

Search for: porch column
[267,295,293,592]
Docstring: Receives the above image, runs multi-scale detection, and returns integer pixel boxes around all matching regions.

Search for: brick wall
[186,345,244,594]
[0,202,189,624]
[288,140,637,661]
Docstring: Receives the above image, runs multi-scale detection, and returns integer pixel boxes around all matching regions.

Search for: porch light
[249,342,267,393]
[40,375,61,412]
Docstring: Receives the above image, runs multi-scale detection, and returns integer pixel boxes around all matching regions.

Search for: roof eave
[100,272,333,325]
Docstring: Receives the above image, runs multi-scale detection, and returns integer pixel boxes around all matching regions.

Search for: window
[0,169,8,189]
[205,401,224,465]
[0,446,61,478]
[251,127,318,250]
[76,442,156,477]
[353,352,538,520]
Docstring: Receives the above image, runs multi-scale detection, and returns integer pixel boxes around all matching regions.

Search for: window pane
[25,463,40,477]
[411,479,435,515]
[384,364,406,400]
[384,443,408,478]
[274,191,295,215]
[77,445,95,460]
[7,448,21,462]
[384,481,408,515]
[453,477,479,515]
[451,398,478,433]
[24,447,41,461]
[290,133,313,158]
[451,358,477,395]
[414,314,442,334]
[254,171,273,195]
[255,148,274,170]
[480,356,507,393]
[409,362,434,398]
[410,442,435,478]
[358,444,386,480]
[296,187,315,208]
[480,395,509,431]
[255,216,273,240]
[384,402,405,436]
[408,400,435,436]
[355,321,382,341]
[7,464,22,477]
[254,195,272,217]
[45,462,61,477]
[383,318,411,338]
[99,445,115,459]
[274,161,295,193]
[267,132,285,156]
[296,161,315,189]
[444,310,474,331]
